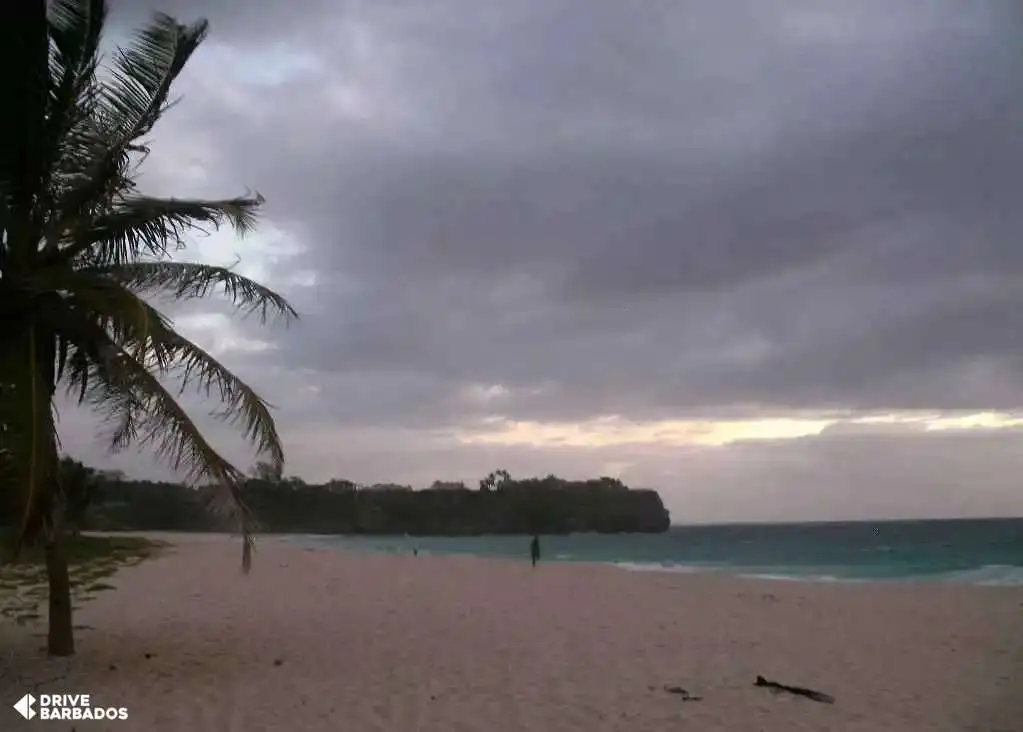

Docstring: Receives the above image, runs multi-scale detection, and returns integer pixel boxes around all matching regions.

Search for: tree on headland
[0,0,296,656]
[430,480,468,491]
[478,469,512,492]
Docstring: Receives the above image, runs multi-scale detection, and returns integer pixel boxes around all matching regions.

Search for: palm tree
[0,0,297,656]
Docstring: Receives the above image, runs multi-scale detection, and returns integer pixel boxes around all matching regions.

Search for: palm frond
[46,11,209,263]
[87,260,298,323]
[104,13,207,147]
[41,0,107,256]
[53,193,261,267]
[62,318,255,569]
[54,193,265,267]
[47,0,106,110]
[27,265,169,366]
[86,344,239,484]
[164,333,286,472]
[45,0,106,182]
[46,115,133,256]
[34,268,286,473]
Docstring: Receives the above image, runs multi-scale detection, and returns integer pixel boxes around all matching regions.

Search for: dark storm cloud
[102,0,1023,427]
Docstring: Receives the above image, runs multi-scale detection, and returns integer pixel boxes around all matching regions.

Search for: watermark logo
[13,693,128,721]
[13,694,34,720]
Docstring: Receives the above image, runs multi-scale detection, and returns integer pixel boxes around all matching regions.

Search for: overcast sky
[60,0,1023,522]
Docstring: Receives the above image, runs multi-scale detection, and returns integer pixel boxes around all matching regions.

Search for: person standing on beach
[530,535,541,567]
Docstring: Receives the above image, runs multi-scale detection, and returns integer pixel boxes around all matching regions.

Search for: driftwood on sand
[663,685,703,701]
[754,675,835,704]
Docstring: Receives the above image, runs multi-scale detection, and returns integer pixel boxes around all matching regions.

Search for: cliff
[85,473,672,535]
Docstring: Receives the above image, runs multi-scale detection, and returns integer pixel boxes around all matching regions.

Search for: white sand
[2,534,1021,731]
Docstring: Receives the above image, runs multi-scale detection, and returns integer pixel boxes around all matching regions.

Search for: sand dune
[2,534,1021,731]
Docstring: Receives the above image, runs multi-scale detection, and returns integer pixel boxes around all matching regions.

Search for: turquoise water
[287,518,1023,585]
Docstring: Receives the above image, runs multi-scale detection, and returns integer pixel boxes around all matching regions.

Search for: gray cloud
[68,0,1023,519]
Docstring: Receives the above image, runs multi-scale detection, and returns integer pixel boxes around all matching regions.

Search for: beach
[2,534,1021,731]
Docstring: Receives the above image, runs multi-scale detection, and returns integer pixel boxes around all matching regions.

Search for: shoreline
[95,529,1023,587]
[269,532,1023,588]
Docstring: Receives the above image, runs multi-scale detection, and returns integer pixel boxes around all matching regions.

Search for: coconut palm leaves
[0,0,296,569]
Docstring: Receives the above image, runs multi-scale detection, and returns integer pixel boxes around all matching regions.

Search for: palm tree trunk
[43,480,75,657]
[39,330,73,656]
[44,532,74,656]
[0,316,74,656]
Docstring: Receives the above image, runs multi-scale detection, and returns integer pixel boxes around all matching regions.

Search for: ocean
[287,518,1023,586]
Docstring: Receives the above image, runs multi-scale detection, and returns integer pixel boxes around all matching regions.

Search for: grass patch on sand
[0,535,165,627]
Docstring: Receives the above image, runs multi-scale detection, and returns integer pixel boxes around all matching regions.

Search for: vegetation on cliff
[22,460,671,535]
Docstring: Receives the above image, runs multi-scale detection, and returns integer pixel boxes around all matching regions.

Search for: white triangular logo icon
[14,693,36,720]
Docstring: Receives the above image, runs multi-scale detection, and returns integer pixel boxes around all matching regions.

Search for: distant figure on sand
[530,535,541,567]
